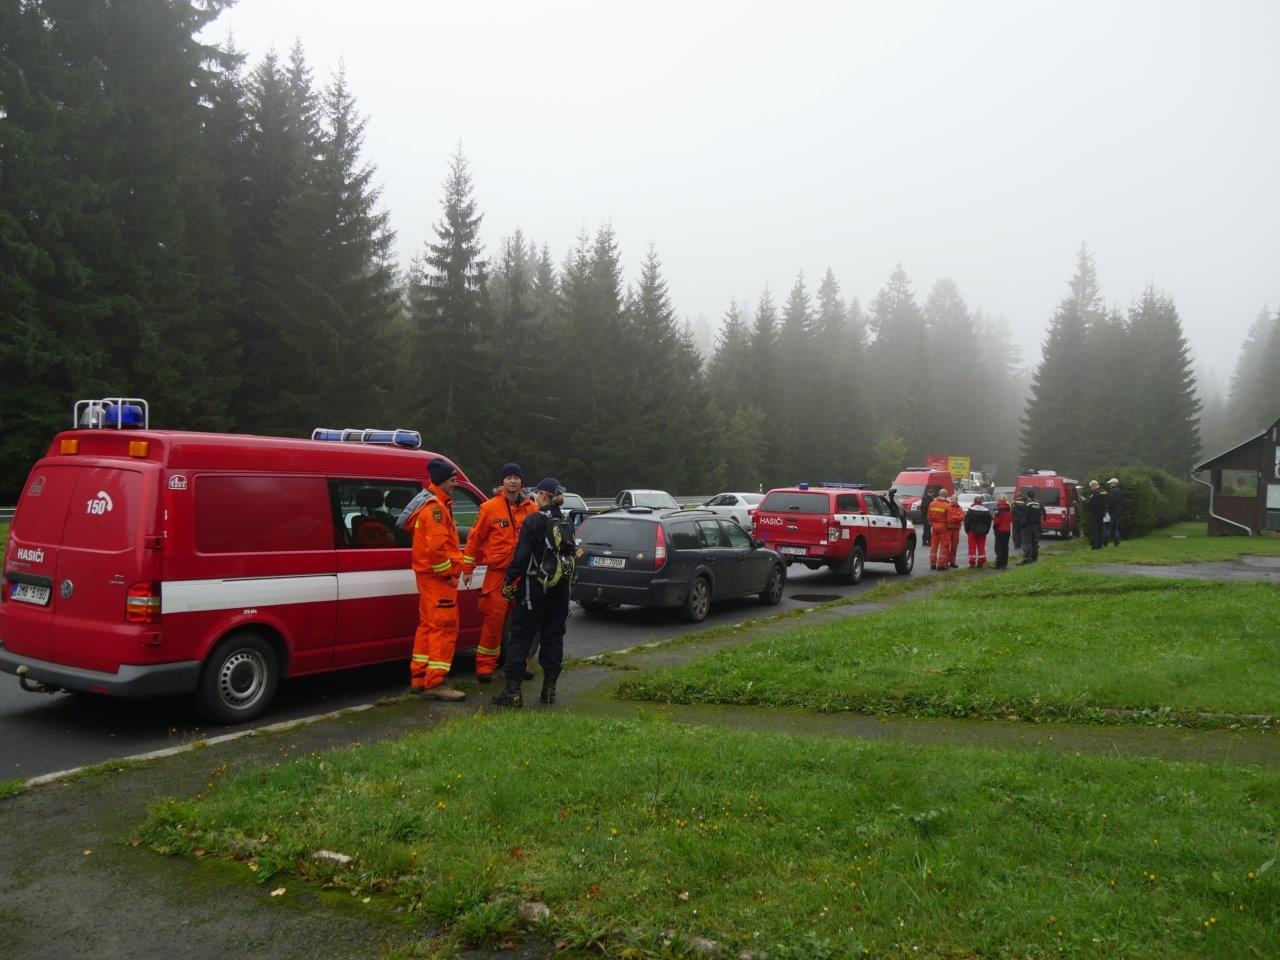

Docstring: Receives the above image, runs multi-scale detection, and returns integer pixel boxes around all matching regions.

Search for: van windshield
[894,484,926,497]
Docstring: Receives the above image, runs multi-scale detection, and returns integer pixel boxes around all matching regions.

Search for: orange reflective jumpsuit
[927,498,951,570]
[409,483,464,691]
[463,491,538,678]
[946,500,964,567]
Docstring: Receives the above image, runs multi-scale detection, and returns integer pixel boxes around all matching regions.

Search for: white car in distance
[700,491,764,529]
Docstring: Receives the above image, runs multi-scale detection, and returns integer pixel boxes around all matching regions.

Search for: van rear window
[759,491,830,514]
[196,475,332,553]
[62,467,144,551]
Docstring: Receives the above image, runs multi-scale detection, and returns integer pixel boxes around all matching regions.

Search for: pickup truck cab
[751,482,916,584]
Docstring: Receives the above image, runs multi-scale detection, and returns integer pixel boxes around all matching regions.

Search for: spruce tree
[558,225,633,493]
[1226,306,1278,430]
[777,272,816,479]
[867,264,926,437]
[1021,244,1105,475]
[1123,287,1201,476]
[748,288,785,486]
[411,147,492,466]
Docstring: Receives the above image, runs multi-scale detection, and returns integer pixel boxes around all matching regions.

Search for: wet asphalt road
[0,531,943,781]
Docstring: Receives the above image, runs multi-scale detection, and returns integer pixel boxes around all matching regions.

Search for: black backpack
[527,512,577,588]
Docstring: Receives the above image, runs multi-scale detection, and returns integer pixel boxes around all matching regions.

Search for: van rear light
[128,440,149,457]
[654,525,667,571]
[60,439,80,455]
[126,582,161,623]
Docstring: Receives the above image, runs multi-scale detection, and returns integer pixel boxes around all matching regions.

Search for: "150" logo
[85,490,114,515]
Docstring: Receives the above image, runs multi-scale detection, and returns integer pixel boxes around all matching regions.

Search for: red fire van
[891,468,956,523]
[0,399,487,722]
[1013,470,1079,538]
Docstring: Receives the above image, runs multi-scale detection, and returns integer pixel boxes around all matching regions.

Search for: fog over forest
[3,1,1278,498]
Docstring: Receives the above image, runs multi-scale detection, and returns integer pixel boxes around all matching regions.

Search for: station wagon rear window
[759,491,830,514]
[576,517,656,552]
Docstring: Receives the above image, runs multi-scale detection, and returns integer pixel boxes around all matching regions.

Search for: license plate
[10,582,51,606]
[589,556,626,569]
[779,546,807,556]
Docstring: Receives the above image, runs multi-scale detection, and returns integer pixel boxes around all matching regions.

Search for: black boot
[540,677,557,704]
[492,682,522,708]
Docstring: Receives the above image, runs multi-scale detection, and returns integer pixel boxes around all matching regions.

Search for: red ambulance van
[0,399,487,722]
[1013,470,1080,539]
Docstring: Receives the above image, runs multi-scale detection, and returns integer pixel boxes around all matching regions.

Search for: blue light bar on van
[311,427,422,449]
[74,397,149,429]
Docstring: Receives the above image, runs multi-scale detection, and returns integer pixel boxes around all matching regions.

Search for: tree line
[1,1,1262,505]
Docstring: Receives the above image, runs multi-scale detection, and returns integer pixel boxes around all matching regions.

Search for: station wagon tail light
[653,525,667,571]
[126,582,161,623]
[828,526,841,541]
[128,440,149,457]
[60,439,80,455]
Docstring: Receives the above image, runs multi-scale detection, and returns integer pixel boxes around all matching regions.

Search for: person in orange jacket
[945,495,965,569]
[927,495,951,570]
[463,462,538,683]
[408,457,466,700]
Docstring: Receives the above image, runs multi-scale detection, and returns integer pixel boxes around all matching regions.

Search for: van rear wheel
[195,632,279,724]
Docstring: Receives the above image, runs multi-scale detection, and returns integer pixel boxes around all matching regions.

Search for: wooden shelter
[1192,415,1280,535]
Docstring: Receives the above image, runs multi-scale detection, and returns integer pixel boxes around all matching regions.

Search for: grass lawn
[619,559,1280,728]
[1059,522,1280,567]
[142,713,1279,959]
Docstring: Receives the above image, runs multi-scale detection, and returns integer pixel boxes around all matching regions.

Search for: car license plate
[589,556,626,569]
[10,582,51,606]
[779,546,807,556]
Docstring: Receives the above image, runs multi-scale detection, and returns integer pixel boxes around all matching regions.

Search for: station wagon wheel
[759,564,786,605]
[194,632,279,724]
[844,544,865,585]
[683,577,711,623]
[894,540,915,575]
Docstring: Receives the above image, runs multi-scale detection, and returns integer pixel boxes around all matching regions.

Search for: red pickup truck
[752,483,916,584]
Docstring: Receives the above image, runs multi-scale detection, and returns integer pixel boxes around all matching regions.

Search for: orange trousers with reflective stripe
[929,526,951,569]
[411,573,459,690]
[474,568,512,678]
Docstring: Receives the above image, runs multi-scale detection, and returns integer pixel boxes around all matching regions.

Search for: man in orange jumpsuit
[463,462,538,683]
[927,495,951,570]
[408,457,466,700]
[946,495,965,569]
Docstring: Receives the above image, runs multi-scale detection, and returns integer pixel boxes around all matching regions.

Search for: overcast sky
[204,0,1279,383]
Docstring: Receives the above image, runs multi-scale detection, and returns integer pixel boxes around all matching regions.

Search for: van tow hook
[15,665,63,695]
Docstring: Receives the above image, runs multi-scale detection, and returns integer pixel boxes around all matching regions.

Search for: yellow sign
[948,456,971,479]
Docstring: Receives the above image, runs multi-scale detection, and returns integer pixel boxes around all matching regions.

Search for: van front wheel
[195,632,279,724]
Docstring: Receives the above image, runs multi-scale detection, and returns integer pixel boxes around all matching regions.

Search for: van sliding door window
[331,480,423,549]
[196,475,331,553]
